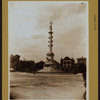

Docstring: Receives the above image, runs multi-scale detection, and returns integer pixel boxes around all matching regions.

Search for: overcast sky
[8,1,88,62]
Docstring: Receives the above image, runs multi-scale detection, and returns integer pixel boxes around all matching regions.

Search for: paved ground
[10,72,86,100]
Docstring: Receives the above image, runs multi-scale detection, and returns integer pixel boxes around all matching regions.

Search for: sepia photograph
[8,1,88,100]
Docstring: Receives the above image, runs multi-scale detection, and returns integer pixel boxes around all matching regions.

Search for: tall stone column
[47,21,54,63]
[41,21,59,72]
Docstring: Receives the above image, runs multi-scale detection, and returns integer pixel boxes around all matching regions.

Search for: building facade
[10,54,20,71]
[60,56,75,72]
[77,57,86,65]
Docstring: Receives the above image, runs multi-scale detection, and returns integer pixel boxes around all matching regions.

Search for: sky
[8,1,88,62]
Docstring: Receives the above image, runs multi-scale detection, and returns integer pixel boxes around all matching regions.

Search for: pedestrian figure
[32,65,36,75]
[33,70,36,75]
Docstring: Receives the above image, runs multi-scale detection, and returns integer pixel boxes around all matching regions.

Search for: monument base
[39,63,62,73]
[39,67,51,72]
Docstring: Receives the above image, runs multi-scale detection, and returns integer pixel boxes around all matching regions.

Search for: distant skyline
[8,1,88,62]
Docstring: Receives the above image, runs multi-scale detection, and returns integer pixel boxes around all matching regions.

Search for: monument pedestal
[39,67,51,72]
[39,61,61,72]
